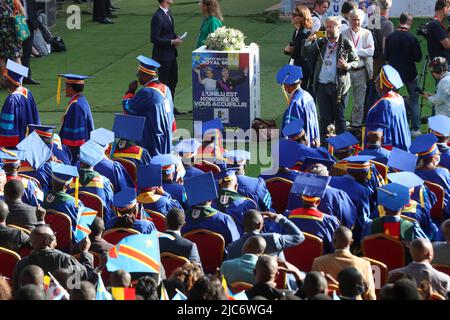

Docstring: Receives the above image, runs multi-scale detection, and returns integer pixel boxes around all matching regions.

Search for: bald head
[441,219,450,242]
[30,225,56,250]
[243,210,263,232]
[333,226,353,249]
[242,236,267,255]
[0,201,9,222]
[109,269,131,288]
[70,281,96,300]
[19,265,45,290]
[409,238,433,263]
[255,255,278,284]
[303,272,328,299]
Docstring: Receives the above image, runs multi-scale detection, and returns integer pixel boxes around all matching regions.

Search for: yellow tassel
[56,76,62,106]
[74,177,79,208]
[368,167,372,181]
[361,125,366,150]
[281,85,289,105]
[0,148,17,157]
[419,187,425,208]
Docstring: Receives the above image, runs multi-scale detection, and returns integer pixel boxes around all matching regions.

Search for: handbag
[251,117,278,142]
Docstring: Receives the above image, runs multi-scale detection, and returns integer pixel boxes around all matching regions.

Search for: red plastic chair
[362,256,388,299]
[370,160,388,184]
[45,210,73,252]
[284,232,323,272]
[265,177,293,213]
[193,160,221,175]
[0,246,21,280]
[183,229,225,274]
[361,233,406,271]
[432,264,450,277]
[103,228,141,245]
[423,181,445,221]
[144,209,167,232]
[114,158,137,185]
[230,281,253,294]
[74,191,104,219]
[161,252,190,277]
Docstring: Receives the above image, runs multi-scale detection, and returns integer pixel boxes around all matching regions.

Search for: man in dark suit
[0,201,32,253]
[93,0,115,24]
[21,0,39,85]
[159,208,202,265]
[151,0,185,115]
[72,217,114,255]
[4,179,44,231]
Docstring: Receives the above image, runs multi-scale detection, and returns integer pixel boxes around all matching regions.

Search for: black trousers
[93,0,107,21]
[22,28,34,78]
[158,59,178,100]
[316,82,347,138]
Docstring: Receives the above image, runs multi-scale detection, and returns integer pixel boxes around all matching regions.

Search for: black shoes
[23,78,40,85]
[98,18,114,24]
[107,14,118,18]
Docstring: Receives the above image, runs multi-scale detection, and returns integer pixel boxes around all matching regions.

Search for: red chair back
[76,191,104,219]
[103,228,141,245]
[361,233,405,270]
[230,282,253,294]
[0,247,21,279]
[265,177,293,213]
[362,257,388,298]
[424,181,445,221]
[45,210,73,252]
[161,252,190,277]
[194,160,221,174]
[144,209,167,232]
[115,158,137,184]
[432,264,450,277]
[284,232,323,272]
[183,229,225,274]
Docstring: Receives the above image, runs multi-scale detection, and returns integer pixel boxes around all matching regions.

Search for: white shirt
[311,11,322,33]
[342,27,374,68]
[429,72,450,116]
[160,5,172,24]
[200,78,217,91]
[318,40,338,84]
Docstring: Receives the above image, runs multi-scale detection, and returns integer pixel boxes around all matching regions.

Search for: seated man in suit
[159,208,201,266]
[72,216,113,256]
[0,201,33,253]
[389,238,450,298]
[312,226,376,300]
[220,235,266,285]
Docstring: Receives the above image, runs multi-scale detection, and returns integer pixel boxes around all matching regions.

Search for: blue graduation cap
[387,172,424,189]
[184,172,218,207]
[16,131,52,170]
[79,140,105,167]
[150,154,176,174]
[223,150,251,166]
[137,164,162,190]
[137,55,161,75]
[301,156,335,172]
[113,187,137,210]
[174,139,201,158]
[112,113,146,142]
[218,169,236,183]
[5,59,28,86]
[326,132,359,153]
[51,161,79,184]
[377,182,410,211]
[274,139,301,168]
[366,123,388,135]
[428,115,450,137]
[409,134,439,159]
[290,172,330,200]
[276,64,303,85]
[380,65,403,90]
[27,124,55,141]
[90,128,115,148]
[282,119,305,140]
[59,74,92,83]
[0,148,24,165]
[344,155,375,173]
[387,147,418,172]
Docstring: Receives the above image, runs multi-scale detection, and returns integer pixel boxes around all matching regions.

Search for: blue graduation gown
[284,207,340,254]
[162,181,186,208]
[281,88,320,147]
[183,164,205,179]
[412,184,436,220]
[437,143,450,171]
[19,161,53,194]
[181,205,241,246]
[366,92,411,151]
[287,186,358,229]
[122,80,174,156]
[43,191,84,228]
[8,175,43,206]
[415,168,450,220]
[111,141,152,167]
[59,94,94,152]
[0,87,40,147]
[67,169,115,224]
[50,134,73,165]
[359,146,391,165]
[296,143,334,162]
[398,201,438,241]
[94,157,135,194]
[105,216,156,234]
[137,191,182,216]
[237,174,273,212]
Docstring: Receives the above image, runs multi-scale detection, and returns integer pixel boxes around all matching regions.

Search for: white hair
[349,8,365,20]
[325,15,342,27]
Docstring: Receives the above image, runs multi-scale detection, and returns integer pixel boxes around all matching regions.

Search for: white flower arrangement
[205,26,246,51]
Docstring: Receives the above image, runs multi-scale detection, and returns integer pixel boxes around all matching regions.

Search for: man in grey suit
[389,238,450,298]
[159,208,202,266]
[0,201,32,253]
[225,209,305,260]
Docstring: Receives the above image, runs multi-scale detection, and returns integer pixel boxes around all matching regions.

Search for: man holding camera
[427,0,450,62]
[422,57,450,116]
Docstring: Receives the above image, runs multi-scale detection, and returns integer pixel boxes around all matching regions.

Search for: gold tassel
[419,187,425,208]
[56,76,62,106]
[74,177,79,208]
[281,85,289,105]
[361,125,366,150]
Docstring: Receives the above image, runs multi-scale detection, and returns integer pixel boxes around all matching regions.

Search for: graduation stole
[144,81,167,98]
[289,207,324,222]
[112,142,143,160]
[74,169,103,188]
[371,217,414,240]
[218,189,243,210]
[189,205,218,220]
[368,91,397,113]
[59,93,81,131]
[43,191,75,206]
[136,191,162,204]
[12,86,28,98]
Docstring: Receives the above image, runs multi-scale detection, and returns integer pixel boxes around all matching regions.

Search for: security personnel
[136,164,182,216]
[284,172,340,254]
[0,60,40,147]
[223,150,273,213]
[43,162,85,228]
[122,55,174,156]
[361,183,427,242]
[89,128,135,193]
[214,169,257,235]
[111,113,152,167]
[173,138,204,179]
[58,74,95,161]
[106,187,156,234]
[277,64,320,147]
[410,134,450,220]
[259,139,301,182]
[181,172,240,246]
[366,65,411,151]
[67,140,115,224]
[428,115,450,171]
[27,124,72,165]
[359,123,391,164]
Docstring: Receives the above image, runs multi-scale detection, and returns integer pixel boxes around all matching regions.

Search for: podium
[192,44,260,141]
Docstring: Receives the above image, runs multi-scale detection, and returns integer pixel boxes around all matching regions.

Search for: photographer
[421,57,450,116]
[426,0,450,62]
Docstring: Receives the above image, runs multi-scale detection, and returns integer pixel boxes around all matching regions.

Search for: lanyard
[350,30,361,48]
[326,41,338,58]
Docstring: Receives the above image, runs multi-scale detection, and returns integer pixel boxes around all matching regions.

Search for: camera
[417,22,429,39]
